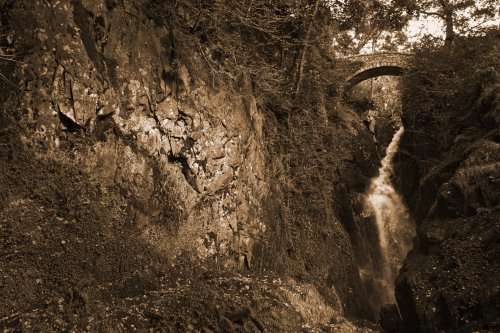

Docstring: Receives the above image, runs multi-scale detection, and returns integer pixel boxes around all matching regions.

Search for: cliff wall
[2,0,268,265]
[0,0,383,329]
[394,35,500,332]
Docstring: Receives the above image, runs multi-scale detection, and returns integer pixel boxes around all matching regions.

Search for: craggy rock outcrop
[0,112,378,331]
[0,0,384,328]
[394,41,500,332]
[2,0,266,265]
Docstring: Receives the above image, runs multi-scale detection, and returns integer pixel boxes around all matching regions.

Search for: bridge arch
[343,52,412,95]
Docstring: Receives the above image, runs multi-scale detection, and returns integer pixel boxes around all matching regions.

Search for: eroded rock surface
[4,0,267,265]
[0,0,385,329]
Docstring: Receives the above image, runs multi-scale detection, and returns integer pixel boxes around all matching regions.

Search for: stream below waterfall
[364,127,416,307]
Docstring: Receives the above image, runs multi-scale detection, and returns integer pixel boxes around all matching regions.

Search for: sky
[405,16,444,42]
[358,12,499,53]
[357,15,445,53]
[404,5,500,45]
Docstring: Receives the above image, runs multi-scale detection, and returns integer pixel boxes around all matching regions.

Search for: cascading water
[365,127,416,305]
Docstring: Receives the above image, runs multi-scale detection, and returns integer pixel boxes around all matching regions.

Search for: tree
[292,0,321,96]
[404,0,498,45]
[330,0,412,54]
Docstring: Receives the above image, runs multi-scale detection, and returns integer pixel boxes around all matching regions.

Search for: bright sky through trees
[353,0,500,53]
[405,2,499,42]
[406,15,444,40]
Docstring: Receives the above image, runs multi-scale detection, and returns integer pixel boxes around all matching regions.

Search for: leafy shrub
[141,0,347,109]
[401,31,499,163]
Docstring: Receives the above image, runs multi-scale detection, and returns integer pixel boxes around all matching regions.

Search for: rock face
[2,0,266,266]
[380,304,403,333]
[0,0,384,325]
[394,42,500,332]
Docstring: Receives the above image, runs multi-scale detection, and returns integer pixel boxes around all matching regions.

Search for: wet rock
[380,304,403,333]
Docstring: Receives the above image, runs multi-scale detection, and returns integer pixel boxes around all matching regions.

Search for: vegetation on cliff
[399,31,499,219]
[395,31,500,332]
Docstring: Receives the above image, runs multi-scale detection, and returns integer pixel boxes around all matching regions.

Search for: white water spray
[366,127,415,304]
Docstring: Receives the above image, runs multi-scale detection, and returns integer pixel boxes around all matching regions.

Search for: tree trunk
[443,4,454,45]
[293,0,320,96]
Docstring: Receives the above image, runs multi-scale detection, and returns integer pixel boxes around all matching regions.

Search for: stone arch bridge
[343,52,413,95]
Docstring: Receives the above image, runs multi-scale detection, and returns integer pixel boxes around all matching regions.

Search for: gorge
[1,1,498,332]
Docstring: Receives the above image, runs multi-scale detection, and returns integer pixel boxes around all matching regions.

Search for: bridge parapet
[345,53,413,78]
[342,52,414,94]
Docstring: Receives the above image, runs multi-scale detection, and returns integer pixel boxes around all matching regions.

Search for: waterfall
[365,127,415,305]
